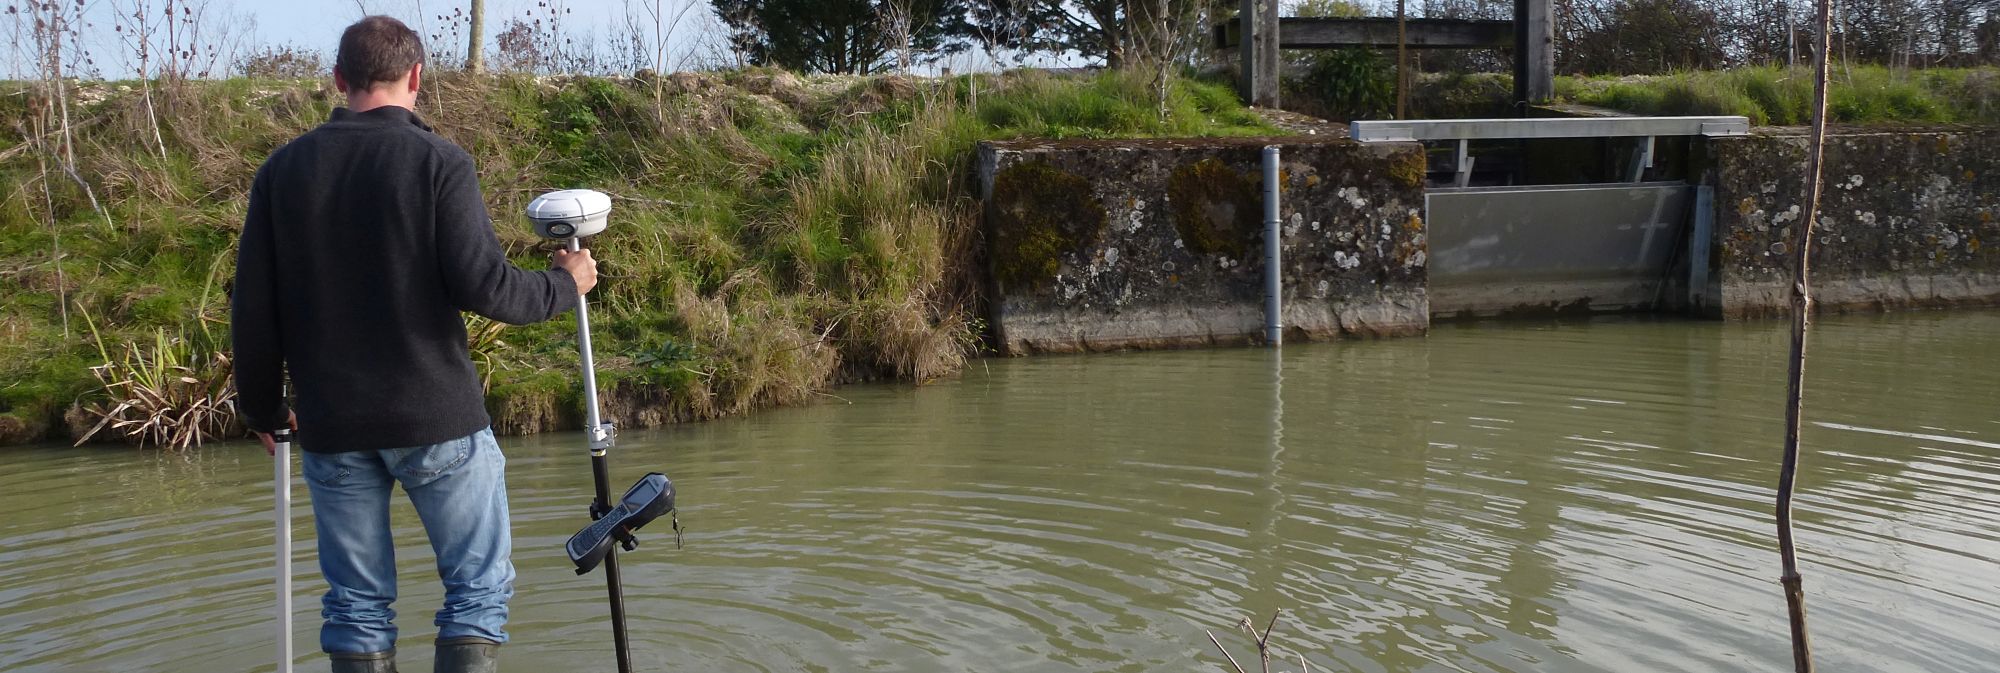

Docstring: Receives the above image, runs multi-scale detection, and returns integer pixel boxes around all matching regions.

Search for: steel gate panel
[1425,183,1693,317]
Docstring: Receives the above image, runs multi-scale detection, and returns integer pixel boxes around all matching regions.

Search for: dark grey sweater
[232,106,577,453]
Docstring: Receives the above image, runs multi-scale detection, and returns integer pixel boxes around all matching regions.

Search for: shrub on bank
[0,69,1273,447]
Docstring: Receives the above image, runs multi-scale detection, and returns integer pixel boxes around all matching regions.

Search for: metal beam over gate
[1349,116,1752,142]
[1350,115,1749,187]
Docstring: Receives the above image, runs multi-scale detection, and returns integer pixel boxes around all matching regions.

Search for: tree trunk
[466,0,486,73]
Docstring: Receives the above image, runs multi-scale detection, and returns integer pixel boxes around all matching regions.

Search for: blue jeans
[301,427,513,654]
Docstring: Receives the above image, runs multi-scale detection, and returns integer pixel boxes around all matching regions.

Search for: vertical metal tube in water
[274,429,292,673]
[1263,146,1282,346]
[569,237,633,673]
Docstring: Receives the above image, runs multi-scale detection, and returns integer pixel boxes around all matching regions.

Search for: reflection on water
[3,312,1999,672]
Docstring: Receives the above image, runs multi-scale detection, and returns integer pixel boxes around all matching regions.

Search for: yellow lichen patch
[1305,174,1322,187]
[1388,149,1427,189]
[1405,212,1423,231]
[1739,197,1758,215]
[1971,237,1983,253]
[1967,169,1978,181]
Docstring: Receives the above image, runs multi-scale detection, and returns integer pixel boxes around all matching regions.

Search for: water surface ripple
[3,312,1998,672]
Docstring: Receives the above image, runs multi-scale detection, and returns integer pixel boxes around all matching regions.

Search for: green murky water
[4,312,1999,672]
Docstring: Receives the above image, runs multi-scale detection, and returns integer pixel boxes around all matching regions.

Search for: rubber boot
[330,649,398,673]
[434,637,500,673]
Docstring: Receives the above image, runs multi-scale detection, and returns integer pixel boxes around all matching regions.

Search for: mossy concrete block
[1707,128,2000,318]
[977,137,1429,354]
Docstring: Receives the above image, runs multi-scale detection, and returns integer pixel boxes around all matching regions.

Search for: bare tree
[113,0,170,161]
[467,0,485,73]
[1128,0,1202,121]
[624,0,696,75]
[18,0,100,336]
[880,0,919,73]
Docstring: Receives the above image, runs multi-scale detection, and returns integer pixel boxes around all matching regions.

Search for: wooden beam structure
[1215,0,1555,113]
[1514,0,1555,108]
[1214,16,1512,50]
[1235,0,1283,108]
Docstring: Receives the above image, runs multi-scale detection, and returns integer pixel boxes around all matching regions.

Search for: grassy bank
[1559,65,2000,125]
[0,69,1273,447]
[1281,65,2000,125]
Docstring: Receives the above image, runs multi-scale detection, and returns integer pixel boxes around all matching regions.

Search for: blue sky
[250,1,720,60]
[2,0,732,78]
[15,0,1056,78]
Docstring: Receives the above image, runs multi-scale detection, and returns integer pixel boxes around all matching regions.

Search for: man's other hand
[553,248,599,295]
[257,410,300,457]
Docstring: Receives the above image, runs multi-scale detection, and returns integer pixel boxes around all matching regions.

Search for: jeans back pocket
[391,435,473,486]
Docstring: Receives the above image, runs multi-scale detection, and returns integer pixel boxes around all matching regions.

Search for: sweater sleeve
[232,167,289,433]
[433,148,579,325]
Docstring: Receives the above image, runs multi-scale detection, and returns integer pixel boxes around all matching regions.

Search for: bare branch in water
[1211,610,1301,673]
[1205,629,1248,673]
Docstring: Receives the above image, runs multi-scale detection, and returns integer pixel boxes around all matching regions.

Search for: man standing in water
[232,16,597,673]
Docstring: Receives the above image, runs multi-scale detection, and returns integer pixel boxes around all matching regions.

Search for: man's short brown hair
[336,16,425,91]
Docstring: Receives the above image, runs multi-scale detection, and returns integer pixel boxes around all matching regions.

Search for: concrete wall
[977,137,1429,354]
[1706,129,2000,318]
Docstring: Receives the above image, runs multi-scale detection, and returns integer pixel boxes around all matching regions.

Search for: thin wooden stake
[1776,0,1832,670]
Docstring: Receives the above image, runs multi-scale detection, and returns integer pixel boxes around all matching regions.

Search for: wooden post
[1239,0,1257,103]
[1511,0,1552,112]
[1397,0,1408,119]
[1256,0,1280,108]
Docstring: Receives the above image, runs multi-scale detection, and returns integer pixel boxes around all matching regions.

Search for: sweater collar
[329,105,433,132]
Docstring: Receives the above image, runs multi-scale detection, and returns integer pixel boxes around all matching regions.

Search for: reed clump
[0,68,1272,447]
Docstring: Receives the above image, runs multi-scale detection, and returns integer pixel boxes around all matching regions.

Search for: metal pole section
[275,428,293,673]
[569,237,633,673]
[571,238,603,433]
[1262,146,1282,346]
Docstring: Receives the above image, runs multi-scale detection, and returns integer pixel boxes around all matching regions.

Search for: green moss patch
[987,161,1108,291]
[1168,158,1262,259]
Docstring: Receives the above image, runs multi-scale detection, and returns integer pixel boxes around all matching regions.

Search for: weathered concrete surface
[1707,129,2000,318]
[978,137,1429,354]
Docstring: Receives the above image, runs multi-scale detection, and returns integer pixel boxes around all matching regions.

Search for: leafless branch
[1205,629,1249,673]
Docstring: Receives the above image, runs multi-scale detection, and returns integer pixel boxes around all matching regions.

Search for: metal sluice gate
[1350,116,1750,317]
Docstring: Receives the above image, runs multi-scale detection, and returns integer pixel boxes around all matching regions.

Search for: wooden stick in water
[1777,0,1833,670]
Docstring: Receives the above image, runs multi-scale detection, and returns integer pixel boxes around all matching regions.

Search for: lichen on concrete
[978,136,1429,354]
[1706,129,2000,317]
[985,160,1110,292]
